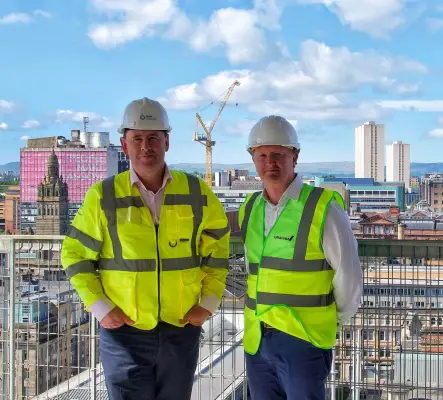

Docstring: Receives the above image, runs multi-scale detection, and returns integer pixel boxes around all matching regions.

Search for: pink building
[20,147,118,233]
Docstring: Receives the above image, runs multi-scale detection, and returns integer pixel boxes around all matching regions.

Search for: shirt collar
[130,164,172,193]
[262,173,303,206]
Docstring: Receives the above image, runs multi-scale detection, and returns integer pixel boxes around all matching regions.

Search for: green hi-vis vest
[238,184,345,354]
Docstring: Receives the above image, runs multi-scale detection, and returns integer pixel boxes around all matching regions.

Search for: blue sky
[1,0,443,165]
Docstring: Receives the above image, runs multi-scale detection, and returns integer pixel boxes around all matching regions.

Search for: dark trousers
[245,326,332,400]
[99,322,202,400]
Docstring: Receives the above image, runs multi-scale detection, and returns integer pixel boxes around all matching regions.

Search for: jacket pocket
[100,271,137,321]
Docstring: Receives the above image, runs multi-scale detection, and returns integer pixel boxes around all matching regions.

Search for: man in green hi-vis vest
[239,115,363,400]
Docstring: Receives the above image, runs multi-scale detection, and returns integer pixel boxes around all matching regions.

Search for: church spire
[47,148,59,184]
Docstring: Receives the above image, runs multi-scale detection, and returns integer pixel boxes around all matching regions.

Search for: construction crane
[193,80,240,187]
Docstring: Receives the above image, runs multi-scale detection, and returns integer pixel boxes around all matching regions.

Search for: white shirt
[246,174,363,324]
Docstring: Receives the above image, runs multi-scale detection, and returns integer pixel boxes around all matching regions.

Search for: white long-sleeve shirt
[245,174,363,324]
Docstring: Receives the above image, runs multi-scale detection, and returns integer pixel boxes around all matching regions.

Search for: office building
[386,141,410,189]
[315,177,405,212]
[215,171,230,187]
[5,185,20,234]
[421,173,443,214]
[355,121,385,182]
[20,132,118,233]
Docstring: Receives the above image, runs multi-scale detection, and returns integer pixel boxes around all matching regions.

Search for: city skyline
[1,2,443,166]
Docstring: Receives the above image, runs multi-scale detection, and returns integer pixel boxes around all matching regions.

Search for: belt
[261,321,274,329]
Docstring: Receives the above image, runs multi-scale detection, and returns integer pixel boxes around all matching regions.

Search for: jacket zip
[155,224,161,321]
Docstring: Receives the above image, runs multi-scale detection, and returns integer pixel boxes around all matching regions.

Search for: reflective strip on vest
[241,192,261,242]
[66,225,103,253]
[243,187,332,275]
[245,291,335,310]
[100,174,207,272]
[100,258,156,272]
[202,226,230,240]
[249,263,258,275]
[204,257,229,269]
[65,260,97,278]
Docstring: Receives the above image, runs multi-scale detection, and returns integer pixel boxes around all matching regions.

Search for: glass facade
[21,149,108,203]
[20,148,114,232]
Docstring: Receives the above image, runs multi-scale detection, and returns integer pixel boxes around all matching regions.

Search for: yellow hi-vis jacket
[61,170,230,330]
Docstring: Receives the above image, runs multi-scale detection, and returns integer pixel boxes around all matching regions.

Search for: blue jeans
[99,322,201,400]
[245,327,332,400]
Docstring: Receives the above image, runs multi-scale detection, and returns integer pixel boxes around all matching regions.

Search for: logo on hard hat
[140,115,155,120]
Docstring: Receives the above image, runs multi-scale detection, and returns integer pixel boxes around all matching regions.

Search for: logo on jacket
[274,235,294,241]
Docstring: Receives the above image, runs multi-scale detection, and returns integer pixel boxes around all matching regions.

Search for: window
[379,348,391,358]
[363,330,374,340]
[379,331,392,341]
[364,347,375,357]
[344,330,352,340]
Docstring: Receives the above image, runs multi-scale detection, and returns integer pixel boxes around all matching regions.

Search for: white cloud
[429,129,443,138]
[297,0,406,38]
[20,135,30,141]
[184,8,268,64]
[55,109,103,123]
[21,120,41,129]
[227,118,297,136]
[0,122,8,130]
[55,109,117,130]
[157,83,204,110]
[379,100,443,112]
[159,40,424,123]
[427,18,443,33]
[0,100,17,113]
[0,10,51,24]
[0,13,32,24]
[88,0,269,63]
[97,118,119,129]
[33,10,52,19]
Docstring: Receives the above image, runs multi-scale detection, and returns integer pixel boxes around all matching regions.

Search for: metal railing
[0,236,443,399]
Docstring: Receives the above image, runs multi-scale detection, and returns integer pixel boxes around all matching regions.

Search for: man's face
[120,130,169,171]
[252,145,298,184]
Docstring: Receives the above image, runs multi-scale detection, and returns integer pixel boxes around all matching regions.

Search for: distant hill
[0,162,19,175]
[2,160,442,178]
[171,161,443,177]
[170,161,356,176]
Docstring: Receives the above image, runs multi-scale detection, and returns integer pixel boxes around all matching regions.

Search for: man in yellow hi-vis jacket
[61,97,230,400]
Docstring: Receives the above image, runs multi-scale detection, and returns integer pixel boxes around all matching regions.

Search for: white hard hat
[247,115,300,154]
[118,97,171,134]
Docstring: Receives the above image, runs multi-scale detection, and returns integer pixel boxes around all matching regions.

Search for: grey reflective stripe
[185,174,204,263]
[162,257,200,271]
[241,192,261,242]
[65,260,97,278]
[260,256,331,272]
[101,177,123,261]
[202,226,230,240]
[115,196,144,208]
[257,291,335,307]
[244,294,256,310]
[66,225,102,253]
[249,263,258,275]
[293,187,325,262]
[100,258,156,272]
[203,257,229,269]
[255,186,332,273]
[164,194,208,207]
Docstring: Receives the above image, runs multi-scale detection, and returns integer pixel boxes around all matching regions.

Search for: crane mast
[193,80,240,187]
